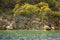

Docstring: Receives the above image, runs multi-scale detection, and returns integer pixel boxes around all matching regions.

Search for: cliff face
[13,14,43,30]
[0,14,60,30]
[0,14,43,30]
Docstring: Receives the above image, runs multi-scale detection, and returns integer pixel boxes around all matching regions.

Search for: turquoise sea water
[0,30,60,40]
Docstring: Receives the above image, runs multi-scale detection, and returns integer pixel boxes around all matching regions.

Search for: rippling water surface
[0,30,60,40]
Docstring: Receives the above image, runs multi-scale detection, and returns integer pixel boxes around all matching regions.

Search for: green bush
[13,3,40,16]
[36,2,51,20]
[50,12,60,18]
[35,2,49,8]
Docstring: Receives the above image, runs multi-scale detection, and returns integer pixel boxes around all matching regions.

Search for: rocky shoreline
[0,15,60,30]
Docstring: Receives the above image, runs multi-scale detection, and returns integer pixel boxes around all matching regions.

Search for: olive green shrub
[13,3,40,16]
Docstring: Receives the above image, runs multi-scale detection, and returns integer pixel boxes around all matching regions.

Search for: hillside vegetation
[0,0,60,30]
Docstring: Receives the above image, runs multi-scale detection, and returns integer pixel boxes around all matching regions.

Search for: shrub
[36,2,51,20]
[35,2,49,8]
[13,3,40,16]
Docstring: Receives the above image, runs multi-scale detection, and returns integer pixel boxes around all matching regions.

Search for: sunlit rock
[6,21,13,30]
[51,27,55,30]
[43,25,51,31]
